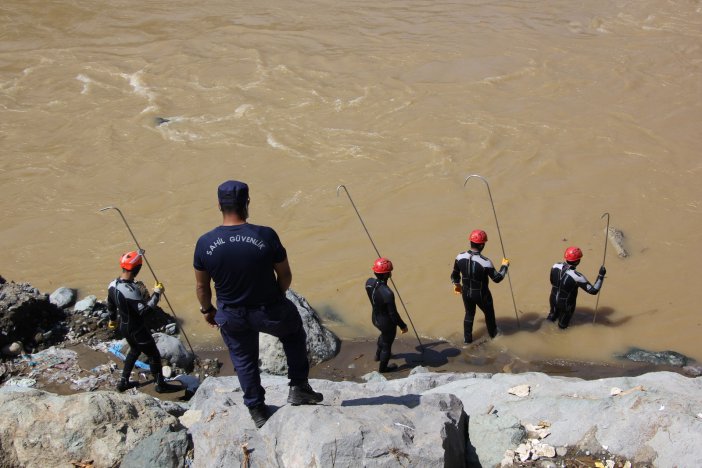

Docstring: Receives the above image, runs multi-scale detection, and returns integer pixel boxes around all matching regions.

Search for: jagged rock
[258,289,340,375]
[469,413,525,467]
[0,282,65,349]
[425,371,702,467]
[182,374,469,467]
[73,295,97,313]
[0,387,177,467]
[49,287,75,309]
[120,424,191,468]
[1,342,23,357]
[362,370,387,382]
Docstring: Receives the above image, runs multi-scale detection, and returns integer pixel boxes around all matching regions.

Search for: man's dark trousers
[215,298,309,408]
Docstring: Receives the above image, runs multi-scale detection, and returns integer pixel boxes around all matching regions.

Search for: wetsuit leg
[375,334,382,362]
[476,300,498,338]
[132,327,161,365]
[557,303,576,329]
[547,290,559,322]
[461,294,477,343]
[249,299,310,386]
[216,307,265,408]
[377,325,397,372]
[121,333,141,383]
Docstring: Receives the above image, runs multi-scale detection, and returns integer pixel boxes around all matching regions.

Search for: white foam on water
[281,191,303,208]
[75,74,91,94]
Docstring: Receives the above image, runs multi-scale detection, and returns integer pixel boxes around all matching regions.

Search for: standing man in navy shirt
[194,180,322,429]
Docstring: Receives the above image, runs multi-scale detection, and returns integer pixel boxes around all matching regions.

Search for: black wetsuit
[107,278,164,382]
[365,278,407,372]
[451,250,508,343]
[548,262,604,329]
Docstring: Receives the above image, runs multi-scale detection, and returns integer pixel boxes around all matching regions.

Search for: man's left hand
[203,310,217,328]
[400,326,408,334]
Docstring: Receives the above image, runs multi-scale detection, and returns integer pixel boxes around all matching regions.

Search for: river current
[2,0,701,364]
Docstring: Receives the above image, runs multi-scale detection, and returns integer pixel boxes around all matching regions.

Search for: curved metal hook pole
[336,185,425,352]
[593,212,610,324]
[463,175,520,328]
[99,206,196,356]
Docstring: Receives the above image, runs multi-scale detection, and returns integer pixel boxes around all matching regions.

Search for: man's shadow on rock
[394,340,461,369]
[341,394,421,408]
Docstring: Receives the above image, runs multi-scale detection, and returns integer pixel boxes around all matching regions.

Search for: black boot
[248,403,270,428]
[116,377,137,392]
[287,382,323,405]
[379,361,398,373]
[154,374,182,394]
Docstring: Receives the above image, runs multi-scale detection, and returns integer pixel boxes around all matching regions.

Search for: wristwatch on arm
[200,304,216,314]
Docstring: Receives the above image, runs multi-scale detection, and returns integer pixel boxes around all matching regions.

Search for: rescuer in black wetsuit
[548,246,606,329]
[450,229,510,344]
[107,250,181,393]
[365,257,407,373]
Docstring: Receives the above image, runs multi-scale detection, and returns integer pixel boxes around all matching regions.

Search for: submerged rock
[620,347,690,367]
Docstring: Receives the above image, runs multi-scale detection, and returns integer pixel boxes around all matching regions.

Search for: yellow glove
[400,326,408,334]
[154,282,165,294]
[501,258,510,267]
[453,284,462,295]
[108,320,117,330]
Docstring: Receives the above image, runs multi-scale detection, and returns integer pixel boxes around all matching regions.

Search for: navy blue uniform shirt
[194,224,287,307]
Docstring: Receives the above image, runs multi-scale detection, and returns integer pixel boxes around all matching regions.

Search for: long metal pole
[463,174,520,328]
[336,185,425,352]
[99,206,196,356]
[593,212,610,324]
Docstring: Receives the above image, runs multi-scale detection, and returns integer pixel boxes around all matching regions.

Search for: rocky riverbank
[1,276,701,467]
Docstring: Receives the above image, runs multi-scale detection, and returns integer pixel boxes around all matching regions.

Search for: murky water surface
[2,0,701,364]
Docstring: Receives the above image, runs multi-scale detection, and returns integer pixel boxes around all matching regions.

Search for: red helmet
[564,246,583,262]
[372,257,393,274]
[469,229,488,244]
[120,250,143,271]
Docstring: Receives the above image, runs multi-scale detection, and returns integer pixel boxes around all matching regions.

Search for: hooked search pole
[99,206,196,356]
[463,174,520,328]
[336,185,425,352]
[592,212,610,324]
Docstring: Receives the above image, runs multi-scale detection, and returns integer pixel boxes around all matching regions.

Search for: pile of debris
[1,278,178,360]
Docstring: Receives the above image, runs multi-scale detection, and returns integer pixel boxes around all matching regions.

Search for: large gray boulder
[49,287,75,309]
[258,289,340,375]
[424,371,702,467]
[120,424,191,468]
[0,387,178,468]
[181,373,470,467]
[153,332,195,371]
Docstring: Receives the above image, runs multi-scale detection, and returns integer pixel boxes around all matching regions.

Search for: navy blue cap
[218,180,249,206]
